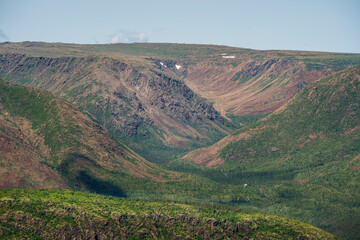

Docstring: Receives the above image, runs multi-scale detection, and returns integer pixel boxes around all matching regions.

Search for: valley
[0,42,360,239]
[182,65,360,239]
[1,42,359,163]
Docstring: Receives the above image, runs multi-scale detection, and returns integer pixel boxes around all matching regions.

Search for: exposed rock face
[0,43,357,163]
[0,78,176,190]
[184,58,336,117]
[0,54,230,162]
[185,65,360,168]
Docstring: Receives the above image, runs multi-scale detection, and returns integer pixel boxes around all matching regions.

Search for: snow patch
[222,56,235,59]
[175,64,181,70]
[159,62,167,68]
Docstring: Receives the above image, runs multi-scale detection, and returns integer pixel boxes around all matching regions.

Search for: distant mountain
[183,65,360,239]
[0,78,180,195]
[0,189,336,240]
[1,42,360,163]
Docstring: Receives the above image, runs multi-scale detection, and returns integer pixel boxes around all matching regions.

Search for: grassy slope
[183,65,360,239]
[0,77,266,204]
[0,78,339,238]
[1,42,360,238]
[1,41,360,69]
[1,41,359,64]
[2,42,360,118]
[1,42,360,163]
[0,78,185,193]
[0,189,336,240]
[0,42,248,58]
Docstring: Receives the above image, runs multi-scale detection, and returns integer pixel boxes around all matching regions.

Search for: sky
[0,0,359,53]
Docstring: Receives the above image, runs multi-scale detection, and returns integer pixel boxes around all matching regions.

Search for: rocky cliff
[0,78,178,192]
[0,54,230,163]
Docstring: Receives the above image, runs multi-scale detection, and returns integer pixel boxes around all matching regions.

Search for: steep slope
[185,65,360,177]
[183,65,360,239]
[0,77,260,203]
[1,42,360,164]
[0,189,336,240]
[0,77,262,204]
[2,42,360,119]
[0,54,230,163]
[0,78,180,195]
[184,58,335,118]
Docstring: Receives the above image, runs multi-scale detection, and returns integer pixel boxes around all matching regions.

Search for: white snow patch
[175,64,181,69]
[159,62,167,68]
[222,56,235,59]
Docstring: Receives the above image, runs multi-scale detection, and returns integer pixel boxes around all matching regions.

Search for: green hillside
[1,42,360,164]
[0,189,336,240]
[0,77,263,203]
[0,53,233,164]
[183,65,360,239]
[1,42,360,69]
[0,79,339,238]
[0,77,186,193]
[1,42,360,239]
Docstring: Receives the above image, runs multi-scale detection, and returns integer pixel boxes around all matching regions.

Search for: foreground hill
[0,189,336,239]
[0,78,182,194]
[183,65,360,239]
[1,42,360,163]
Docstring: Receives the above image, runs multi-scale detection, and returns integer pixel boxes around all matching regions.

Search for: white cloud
[0,29,9,41]
[110,35,120,43]
[109,29,149,43]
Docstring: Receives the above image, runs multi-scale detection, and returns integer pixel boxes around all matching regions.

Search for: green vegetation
[125,121,233,165]
[0,189,336,239]
[292,53,360,71]
[2,43,360,166]
[0,42,248,60]
[2,42,360,68]
[0,78,254,202]
[230,72,253,84]
[0,77,184,195]
[183,65,360,239]
[1,42,360,239]
[0,53,236,165]
[2,66,356,238]
[0,78,77,160]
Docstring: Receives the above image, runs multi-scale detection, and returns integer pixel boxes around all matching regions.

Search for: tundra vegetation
[0,42,359,239]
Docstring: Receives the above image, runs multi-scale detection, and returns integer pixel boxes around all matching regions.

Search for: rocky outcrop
[0,54,230,162]
[0,78,176,190]
[184,58,336,117]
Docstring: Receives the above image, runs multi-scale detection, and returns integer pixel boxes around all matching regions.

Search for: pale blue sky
[0,0,359,53]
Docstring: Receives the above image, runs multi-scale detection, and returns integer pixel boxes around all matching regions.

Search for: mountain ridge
[1,42,360,238]
[0,77,180,193]
[2,42,360,162]
[0,53,233,163]
[182,65,360,239]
